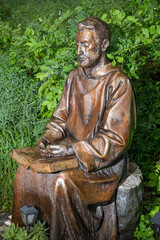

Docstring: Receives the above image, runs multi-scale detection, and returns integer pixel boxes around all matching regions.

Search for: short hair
[77,17,109,42]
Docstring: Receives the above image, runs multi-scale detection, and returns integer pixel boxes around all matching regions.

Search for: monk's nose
[77,45,83,55]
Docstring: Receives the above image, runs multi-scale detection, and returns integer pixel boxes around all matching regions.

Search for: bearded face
[76,30,102,68]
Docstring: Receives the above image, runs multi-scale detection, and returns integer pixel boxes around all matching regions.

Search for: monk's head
[76,17,109,68]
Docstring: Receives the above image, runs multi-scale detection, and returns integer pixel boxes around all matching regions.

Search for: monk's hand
[37,137,48,150]
[36,138,52,158]
[46,145,74,157]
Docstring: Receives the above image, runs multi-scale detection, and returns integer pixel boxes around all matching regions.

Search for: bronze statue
[11,17,136,240]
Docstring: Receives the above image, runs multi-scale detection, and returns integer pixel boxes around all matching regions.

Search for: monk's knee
[55,172,74,199]
[55,173,68,192]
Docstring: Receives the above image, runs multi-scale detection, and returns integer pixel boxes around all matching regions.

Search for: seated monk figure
[11,17,136,240]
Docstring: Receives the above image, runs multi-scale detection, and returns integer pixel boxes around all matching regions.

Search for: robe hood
[78,63,122,79]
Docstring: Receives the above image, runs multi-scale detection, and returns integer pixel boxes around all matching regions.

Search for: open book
[10,145,78,173]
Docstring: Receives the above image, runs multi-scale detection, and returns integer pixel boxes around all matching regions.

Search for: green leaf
[150,206,160,217]
[45,93,53,101]
[47,102,52,110]
[36,72,45,80]
[149,25,156,35]
[135,38,141,45]
[107,54,114,60]
[142,28,149,38]
[51,99,57,108]
[50,86,59,93]
[148,172,158,180]
[112,10,125,21]
[42,100,50,106]
[40,65,50,72]
[112,60,116,66]
[74,6,83,13]
[116,56,124,63]
[147,180,157,188]
[24,42,34,47]
[63,64,73,73]
[24,28,34,36]
[156,25,160,34]
[101,14,108,23]
[157,176,160,192]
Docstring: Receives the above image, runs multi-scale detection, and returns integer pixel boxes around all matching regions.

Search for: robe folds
[12,63,136,240]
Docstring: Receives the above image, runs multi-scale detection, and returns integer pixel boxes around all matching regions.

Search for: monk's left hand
[46,145,74,157]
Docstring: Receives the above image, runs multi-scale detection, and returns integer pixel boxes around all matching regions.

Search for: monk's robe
[12,63,136,240]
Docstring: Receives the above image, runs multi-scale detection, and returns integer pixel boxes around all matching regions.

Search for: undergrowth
[0,54,47,211]
[1,221,49,240]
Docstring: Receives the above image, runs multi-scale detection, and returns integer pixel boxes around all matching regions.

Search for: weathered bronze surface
[10,137,79,172]
[11,17,136,240]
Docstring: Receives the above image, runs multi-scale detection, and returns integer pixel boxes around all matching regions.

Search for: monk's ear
[101,39,109,51]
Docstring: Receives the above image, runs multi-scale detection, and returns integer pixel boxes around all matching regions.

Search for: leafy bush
[102,0,160,181]
[104,1,160,79]
[134,198,160,240]
[129,79,160,177]
[1,221,48,240]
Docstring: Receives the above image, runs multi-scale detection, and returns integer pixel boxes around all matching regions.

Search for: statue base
[11,163,143,240]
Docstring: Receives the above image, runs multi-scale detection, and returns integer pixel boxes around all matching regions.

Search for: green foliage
[134,214,155,240]
[104,1,160,79]
[100,0,160,182]
[0,54,47,211]
[134,198,160,240]
[102,0,160,183]
[0,8,78,116]
[147,171,160,193]
[1,221,48,240]
[38,77,62,117]
[129,79,160,178]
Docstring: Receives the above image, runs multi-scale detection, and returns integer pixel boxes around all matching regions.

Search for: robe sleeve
[42,70,75,144]
[73,73,136,172]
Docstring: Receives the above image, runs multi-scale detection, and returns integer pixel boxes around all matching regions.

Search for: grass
[0,54,47,211]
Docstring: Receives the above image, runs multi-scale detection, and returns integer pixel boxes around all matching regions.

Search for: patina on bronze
[11,17,136,240]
